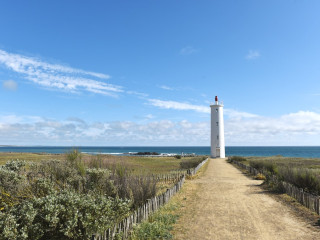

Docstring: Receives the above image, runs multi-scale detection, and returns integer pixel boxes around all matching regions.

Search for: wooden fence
[92,158,209,240]
[231,159,320,215]
[187,158,208,176]
[151,170,187,184]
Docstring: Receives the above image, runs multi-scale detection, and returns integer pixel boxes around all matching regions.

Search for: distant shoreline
[0,146,320,158]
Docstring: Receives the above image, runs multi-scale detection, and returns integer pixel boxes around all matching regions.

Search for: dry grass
[236,155,320,169]
[254,173,266,180]
[0,152,206,175]
[0,152,65,165]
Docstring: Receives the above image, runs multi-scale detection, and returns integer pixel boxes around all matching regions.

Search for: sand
[173,158,320,240]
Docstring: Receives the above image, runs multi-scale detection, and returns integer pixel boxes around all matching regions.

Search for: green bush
[1,159,26,172]
[0,191,130,240]
[0,157,167,239]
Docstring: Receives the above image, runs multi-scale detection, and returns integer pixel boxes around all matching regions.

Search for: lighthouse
[210,96,225,158]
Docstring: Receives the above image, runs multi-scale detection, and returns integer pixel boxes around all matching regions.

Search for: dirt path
[173,158,320,240]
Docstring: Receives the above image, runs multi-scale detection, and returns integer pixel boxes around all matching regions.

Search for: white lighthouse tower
[211,96,225,158]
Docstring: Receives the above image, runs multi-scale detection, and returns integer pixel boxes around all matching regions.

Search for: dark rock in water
[133,152,160,155]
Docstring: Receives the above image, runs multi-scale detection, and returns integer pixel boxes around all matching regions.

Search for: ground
[172,158,320,240]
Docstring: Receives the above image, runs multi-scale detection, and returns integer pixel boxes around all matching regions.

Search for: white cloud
[1,111,320,146]
[0,115,210,145]
[147,99,258,119]
[148,99,210,113]
[3,80,17,90]
[245,50,260,60]
[0,49,122,96]
[126,90,149,98]
[159,85,174,91]
[180,46,198,55]
[226,110,320,145]
[145,114,154,120]
[224,109,259,119]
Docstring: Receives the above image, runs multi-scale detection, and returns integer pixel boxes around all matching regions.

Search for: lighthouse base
[210,147,225,158]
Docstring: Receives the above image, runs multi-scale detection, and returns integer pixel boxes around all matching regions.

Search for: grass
[0,152,207,174]
[230,155,320,169]
[229,155,320,195]
[0,152,65,165]
[129,159,210,239]
[130,202,180,240]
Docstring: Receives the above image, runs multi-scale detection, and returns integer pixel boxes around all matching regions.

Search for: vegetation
[227,156,247,162]
[179,156,206,169]
[0,192,129,240]
[0,151,206,239]
[230,156,320,195]
[130,202,179,240]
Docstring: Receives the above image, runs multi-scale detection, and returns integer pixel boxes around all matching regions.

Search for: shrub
[228,156,247,162]
[130,212,178,240]
[28,159,82,191]
[0,191,130,240]
[129,176,157,208]
[277,167,320,195]
[65,149,86,176]
[0,160,30,209]
[179,158,203,169]
[85,168,116,196]
[88,154,103,168]
[174,155,181,159]
[1,159,26,173]
[249,161,278,175]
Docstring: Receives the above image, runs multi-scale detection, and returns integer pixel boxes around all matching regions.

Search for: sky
[1,0,320,146]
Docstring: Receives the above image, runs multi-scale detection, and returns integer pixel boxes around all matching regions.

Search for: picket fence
[92,158,209,240]
[231,159,320,215]
[151,170,187,184]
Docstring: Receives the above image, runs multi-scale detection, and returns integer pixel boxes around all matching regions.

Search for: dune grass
[230,155,320,195]
[0,152,206,174]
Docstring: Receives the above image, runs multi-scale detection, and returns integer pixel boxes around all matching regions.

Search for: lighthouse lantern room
[210,96,225,158]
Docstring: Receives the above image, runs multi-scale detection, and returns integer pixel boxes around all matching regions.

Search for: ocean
[1,146,320,158]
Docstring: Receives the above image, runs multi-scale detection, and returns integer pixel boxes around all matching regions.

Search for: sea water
[1,146,320,158]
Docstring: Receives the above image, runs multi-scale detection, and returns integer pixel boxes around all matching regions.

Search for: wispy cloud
[145,114,154,120]
[245,50,260,60]
[180,46,198,55]
[148,99,210,113]
[224,109,259,119]
[147,99,258,119]
[2,80,17,90]
[158,85,174,91]
[0,49,122,96]
[126,90,149,98]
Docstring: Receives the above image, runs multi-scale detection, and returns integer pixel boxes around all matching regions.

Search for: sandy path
[173,158,320,240]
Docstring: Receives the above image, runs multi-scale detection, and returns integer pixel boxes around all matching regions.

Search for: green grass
[130,202,180,239]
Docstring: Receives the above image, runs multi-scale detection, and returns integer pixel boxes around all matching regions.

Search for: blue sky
[1,0,320,146]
